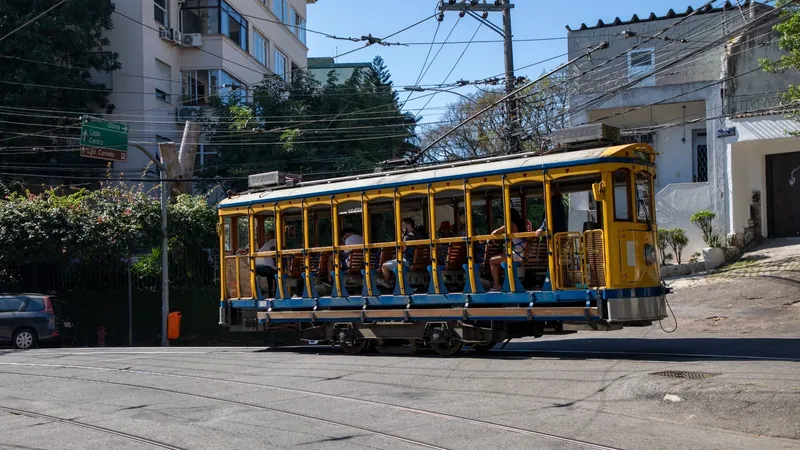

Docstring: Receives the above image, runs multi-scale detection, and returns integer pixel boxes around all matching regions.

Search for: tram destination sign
[80,119,129,162]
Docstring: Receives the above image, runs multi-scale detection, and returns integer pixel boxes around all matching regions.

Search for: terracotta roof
[566,1,761,32]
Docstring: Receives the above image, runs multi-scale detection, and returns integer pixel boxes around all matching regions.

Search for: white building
[307,57,372,85]
[101,0,315,178]
[565,2,800,255]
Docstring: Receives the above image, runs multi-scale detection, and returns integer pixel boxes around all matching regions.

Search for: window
[252,29,270,67]
[274,49,288,81]
[221,1,248,51]
[218,70,246,104]
[182,69,244,105]
[635,172,653,223]
[0,297,23,312]
[194,143,218,170]
[290,8,306,45]
[180,1,247,51]
[613,169,632,221]
[155,59,171,103]
[24,297,46,312]
[154,0,168,27]
[274,0,288,24]
[627,49,655,87]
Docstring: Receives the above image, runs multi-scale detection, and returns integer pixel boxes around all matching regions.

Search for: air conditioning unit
[551,124,621,148]
[159,28,172,42]
[176,106,202,122]
[182,33,203,47]
[170,28,183,46]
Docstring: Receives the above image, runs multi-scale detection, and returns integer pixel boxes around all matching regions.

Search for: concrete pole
[502,1,520,154]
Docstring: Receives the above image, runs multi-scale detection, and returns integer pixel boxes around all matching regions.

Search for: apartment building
[102,0,315,177]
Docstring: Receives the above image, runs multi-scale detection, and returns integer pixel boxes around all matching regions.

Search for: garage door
[766,151,800,237]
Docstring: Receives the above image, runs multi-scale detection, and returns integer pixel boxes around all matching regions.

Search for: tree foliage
[419,69,570,162]
[0,0,120,182]
[690,210,717,246]
[201,56,417,191]
[664,228,689,265]
[0,185,217,271]
[760,0,800,129]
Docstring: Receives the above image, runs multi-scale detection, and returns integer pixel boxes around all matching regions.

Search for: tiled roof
[566,1,760,32]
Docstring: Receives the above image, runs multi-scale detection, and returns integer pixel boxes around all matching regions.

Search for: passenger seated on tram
[256,230,277,296]
[377,218,419,288]
[534,186,567,236]
[324,227,363,285]
[488,209,526,292]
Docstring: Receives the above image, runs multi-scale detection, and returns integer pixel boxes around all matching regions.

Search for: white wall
[726,115,800,236]
[656,182,714,259]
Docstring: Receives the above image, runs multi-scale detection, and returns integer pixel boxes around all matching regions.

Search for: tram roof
[219,143,651,208]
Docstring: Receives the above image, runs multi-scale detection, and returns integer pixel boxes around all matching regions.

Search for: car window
[0,297,24,312]
[25,297,46,312]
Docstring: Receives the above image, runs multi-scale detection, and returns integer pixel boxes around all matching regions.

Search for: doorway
[766,151,800,237]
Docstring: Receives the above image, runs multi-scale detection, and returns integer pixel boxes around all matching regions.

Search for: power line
[0,0,68,43]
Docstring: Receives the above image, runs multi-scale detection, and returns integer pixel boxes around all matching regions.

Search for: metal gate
[766,151,800,238]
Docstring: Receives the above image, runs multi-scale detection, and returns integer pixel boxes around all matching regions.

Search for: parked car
[0,294,74,349]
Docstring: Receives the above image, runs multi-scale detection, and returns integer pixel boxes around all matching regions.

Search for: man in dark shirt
[535,187,567,236]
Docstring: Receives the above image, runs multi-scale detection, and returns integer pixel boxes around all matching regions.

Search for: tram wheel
[471,341,497,354]
[338,339,371,355]
[430,340,464,357]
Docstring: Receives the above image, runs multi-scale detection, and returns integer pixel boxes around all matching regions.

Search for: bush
[665,228,689,264]
[0,185,217,272]
[690,210,717,246]
[657,228,671,265]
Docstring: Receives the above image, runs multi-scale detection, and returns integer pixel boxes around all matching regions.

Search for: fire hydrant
[96,326,107,347]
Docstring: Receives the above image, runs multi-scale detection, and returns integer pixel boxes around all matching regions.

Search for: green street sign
[81,120,128,151]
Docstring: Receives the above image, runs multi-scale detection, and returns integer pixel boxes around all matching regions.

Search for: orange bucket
[167,311,182,340]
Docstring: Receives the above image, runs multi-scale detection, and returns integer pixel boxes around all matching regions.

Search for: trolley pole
[129,142,169,347]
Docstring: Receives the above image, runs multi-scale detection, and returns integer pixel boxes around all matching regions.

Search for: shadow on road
[257,337,800,361]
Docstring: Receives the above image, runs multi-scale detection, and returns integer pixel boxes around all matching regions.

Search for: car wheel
[13,329,38,350]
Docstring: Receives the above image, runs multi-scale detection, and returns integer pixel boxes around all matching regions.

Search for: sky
[305,0,703,126]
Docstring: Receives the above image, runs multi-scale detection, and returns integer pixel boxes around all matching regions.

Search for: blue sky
[306,0,702,125]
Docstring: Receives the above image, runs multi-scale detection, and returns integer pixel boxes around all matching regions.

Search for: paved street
[0,335,799,450]
[1,240,799,450]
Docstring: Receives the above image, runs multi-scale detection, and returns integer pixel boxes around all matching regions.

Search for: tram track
[0,362,623,450]
[0,405,184,449]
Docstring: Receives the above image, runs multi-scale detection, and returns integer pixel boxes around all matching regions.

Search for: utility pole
[438,0,519,154]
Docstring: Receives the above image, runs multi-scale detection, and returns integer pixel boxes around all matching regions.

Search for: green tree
[665,228,689,265]
[761,0,800,131]
[201,58,417,191]
[0,0,120,183]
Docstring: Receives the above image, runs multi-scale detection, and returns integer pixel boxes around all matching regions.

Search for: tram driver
[377,218,419,288]
[534,185,567,237]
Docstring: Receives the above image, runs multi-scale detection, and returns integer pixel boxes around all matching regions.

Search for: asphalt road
[1,335,799,450]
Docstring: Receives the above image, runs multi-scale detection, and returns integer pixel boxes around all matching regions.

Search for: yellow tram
[217,142,668,355]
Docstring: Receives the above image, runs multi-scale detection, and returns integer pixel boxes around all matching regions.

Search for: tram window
[236,216,249,251]
[282,210,303,250]
[613,169,632,221]
[316,216,333,247]
[223,217,232,253]
[636,172,654,223]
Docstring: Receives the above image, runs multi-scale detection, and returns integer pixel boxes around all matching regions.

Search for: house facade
[565,1,800,254]
[99,0,315,179]
[307,57,372,85]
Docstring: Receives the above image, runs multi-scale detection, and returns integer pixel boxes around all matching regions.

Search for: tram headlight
[644,244,657,266]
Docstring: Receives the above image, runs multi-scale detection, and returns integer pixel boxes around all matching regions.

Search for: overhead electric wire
[0,0,68,43]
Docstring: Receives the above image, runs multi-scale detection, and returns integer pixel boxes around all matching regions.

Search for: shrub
[665,228,689,264]
[689,252,701,263]
[690,210,717,246]
[657,228,671,265]
[707,229,731,248]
